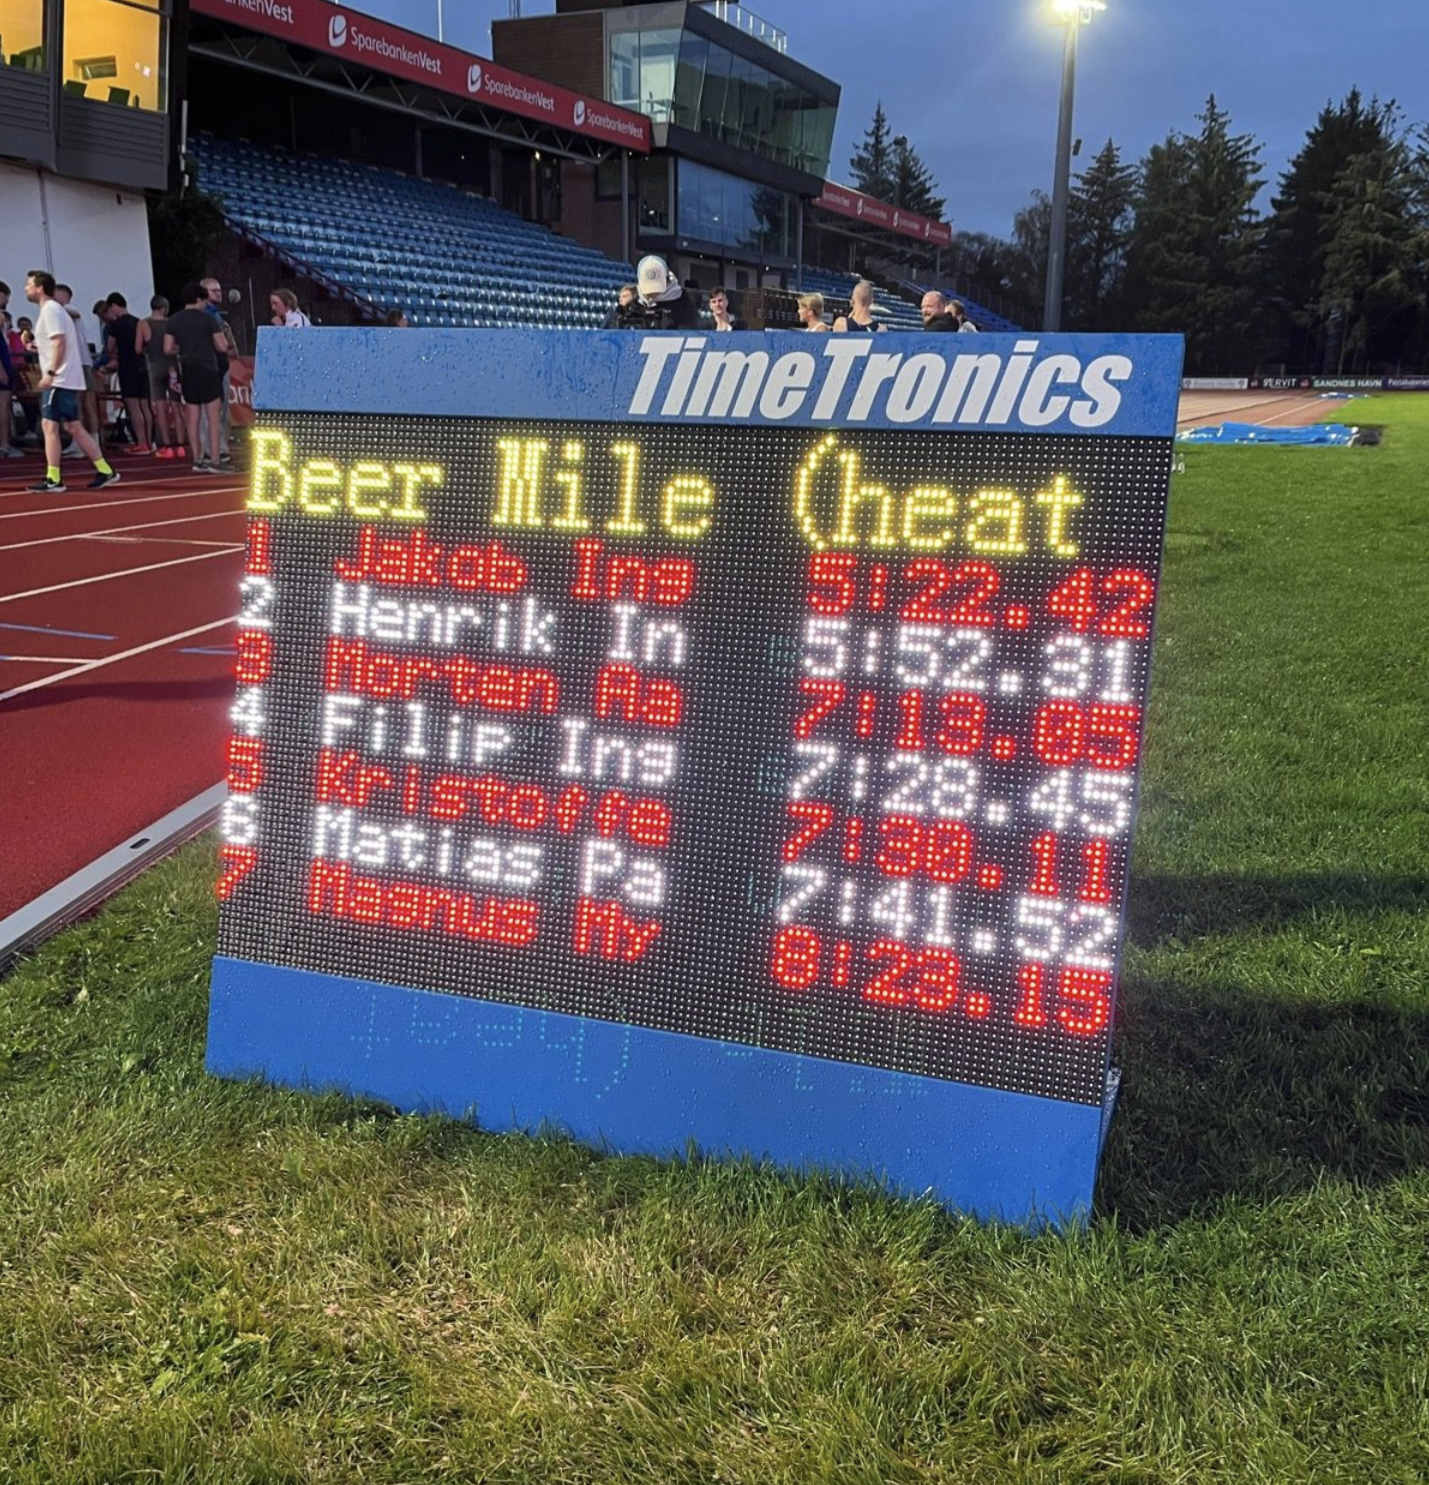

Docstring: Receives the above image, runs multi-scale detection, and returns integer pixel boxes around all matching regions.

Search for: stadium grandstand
[0,0,1015,349]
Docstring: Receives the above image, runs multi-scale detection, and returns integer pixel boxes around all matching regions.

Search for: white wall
[0,162,154,353]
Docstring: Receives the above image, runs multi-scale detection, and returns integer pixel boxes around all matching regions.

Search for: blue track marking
[0,622,116,640]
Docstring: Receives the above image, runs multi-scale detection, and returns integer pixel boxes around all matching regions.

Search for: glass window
[677,160,790,260]
[63,0,167,110]
[609,29,640,112]
[638,156,672,233]
[696,39,730,142]
[0,0,46,70]
[671,31,707,132]
[636,27,679,123]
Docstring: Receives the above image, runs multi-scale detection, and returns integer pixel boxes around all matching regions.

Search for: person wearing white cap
[619,254,700,331]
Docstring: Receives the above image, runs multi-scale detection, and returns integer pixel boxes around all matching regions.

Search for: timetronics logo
[627,337,1134,429]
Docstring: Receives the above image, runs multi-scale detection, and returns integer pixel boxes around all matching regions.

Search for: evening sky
[330,0,1429,237]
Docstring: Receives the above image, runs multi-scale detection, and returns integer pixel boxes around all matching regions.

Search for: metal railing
[703,1,789,53]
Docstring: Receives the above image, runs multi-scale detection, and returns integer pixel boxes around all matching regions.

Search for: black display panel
[218,413,1171,1106]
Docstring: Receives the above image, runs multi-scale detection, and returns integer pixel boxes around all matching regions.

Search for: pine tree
[1121,97,1264,372]
[890,135,945,220]
[1262,90,1396,368]
[1066,140,1138,329]
[1317,129,1426,372]
[849,103,895,202]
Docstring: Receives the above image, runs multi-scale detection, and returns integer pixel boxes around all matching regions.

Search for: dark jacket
[615,289,701,331]
[923,313,960,332]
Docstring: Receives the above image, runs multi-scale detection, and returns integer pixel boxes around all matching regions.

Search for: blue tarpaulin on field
[1177,421,1357,446]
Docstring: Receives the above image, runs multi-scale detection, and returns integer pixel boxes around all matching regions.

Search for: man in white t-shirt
[24,270,118,492]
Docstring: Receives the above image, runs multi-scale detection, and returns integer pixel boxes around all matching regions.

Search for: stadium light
[1042,0,1105,332]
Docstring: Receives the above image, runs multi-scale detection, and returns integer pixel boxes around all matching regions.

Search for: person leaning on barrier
[919,290,959,332]
[604,284,639,329]
[708,287,742,332]
[834,281,888,334]
[950,299,979,333]
[797,293,830,332]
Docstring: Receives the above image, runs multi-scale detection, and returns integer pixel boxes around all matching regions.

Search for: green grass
[2,398,1427,1483]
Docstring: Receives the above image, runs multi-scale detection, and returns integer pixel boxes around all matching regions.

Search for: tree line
[852,92,1429,374]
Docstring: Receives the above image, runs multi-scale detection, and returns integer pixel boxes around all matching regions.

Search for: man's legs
[0,390,17,455]
[219,372,232,458]
[203,399,222,469]
[123,395,153,451]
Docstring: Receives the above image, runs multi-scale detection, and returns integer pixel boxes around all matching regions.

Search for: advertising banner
[208,328,1184,1227]
[191,0,651,153]
[814,183,954,247]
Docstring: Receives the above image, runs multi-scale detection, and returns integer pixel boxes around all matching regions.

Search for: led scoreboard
[208,328,1183,1226]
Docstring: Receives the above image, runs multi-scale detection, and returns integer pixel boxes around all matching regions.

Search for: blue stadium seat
[192,133,633,331]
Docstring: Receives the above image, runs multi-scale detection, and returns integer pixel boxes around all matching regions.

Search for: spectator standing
[23,270,119,492]
[104,293,154,454]
[950,299,979,333]
[269,288,312,328]
[200,277,237,466]
[54,285,105,450]
[833,281,888,334]
[165,283,230,475]
[383,309,411,327]
[136,295,183,458]
[0,283,19,458]
[919,290,959,332]
[708,288,742,332]
[796,293,830,332]
[604,284,638,329]
[4,310,39,444]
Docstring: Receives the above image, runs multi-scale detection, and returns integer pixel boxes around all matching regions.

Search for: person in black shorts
[164,284,229,475]
[103,292,154,454]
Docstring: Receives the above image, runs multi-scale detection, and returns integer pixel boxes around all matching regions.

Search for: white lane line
[87,536,241,548]
[0,655,87,664]
[0,547,242,605]
[0,507,245,552]
[0,471,245,500]
[0,486,245,521]
[0,616,237,703]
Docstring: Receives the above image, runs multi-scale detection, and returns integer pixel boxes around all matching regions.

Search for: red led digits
[1047,568,1155,637]
[807,552,857,615]
[216,844,258,901]
[1056,967,1112,1036]
[1032,702,1141,771]
[244,518,272,576]
[772,925,822,989]
[900,560,1000,626]
[226,737,265,795]
[234,629,273,686]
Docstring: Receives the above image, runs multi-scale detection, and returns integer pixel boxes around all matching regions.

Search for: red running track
[0,449,248,922]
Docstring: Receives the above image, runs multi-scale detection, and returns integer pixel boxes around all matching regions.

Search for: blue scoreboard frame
[207,327,1183,1227]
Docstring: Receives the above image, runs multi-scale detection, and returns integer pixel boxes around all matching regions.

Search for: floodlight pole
[1042,14,1080,332]
[1044,3,1102,331]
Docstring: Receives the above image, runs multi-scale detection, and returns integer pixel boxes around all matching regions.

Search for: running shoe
[88,470,122,490]
[127,444,152,456]
[29,477,67,493]
[193,460,217,474]
[218,451,234,466]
